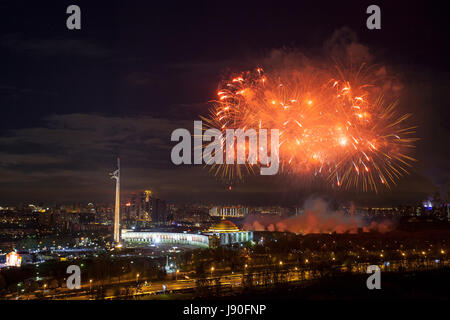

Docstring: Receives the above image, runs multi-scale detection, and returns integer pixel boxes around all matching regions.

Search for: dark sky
[0,0,449,206]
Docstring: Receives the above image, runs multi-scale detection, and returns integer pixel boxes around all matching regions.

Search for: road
[6,258,448,300]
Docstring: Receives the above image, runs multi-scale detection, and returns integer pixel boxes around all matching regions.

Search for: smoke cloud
[243,197,394,234]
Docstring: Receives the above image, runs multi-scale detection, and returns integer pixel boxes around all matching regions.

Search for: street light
[17,283,22,299]
[176,269,180,281]
[210,266,214,278]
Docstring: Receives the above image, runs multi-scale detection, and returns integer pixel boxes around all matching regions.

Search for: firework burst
[203,64,417,192]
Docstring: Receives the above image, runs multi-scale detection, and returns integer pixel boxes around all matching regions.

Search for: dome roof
[209,219,239,232]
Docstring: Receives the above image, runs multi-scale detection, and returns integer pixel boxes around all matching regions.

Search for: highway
[6,258,449,300]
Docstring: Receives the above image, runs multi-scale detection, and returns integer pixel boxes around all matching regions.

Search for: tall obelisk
[111,158,121,244]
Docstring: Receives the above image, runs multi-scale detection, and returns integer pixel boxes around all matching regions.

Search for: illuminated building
[121,230,209,247]
[139,190,152,221]
[132,190,168,225]
[423,200,433,211]
[6,251,22,267]
[204,219,253,246]
[209,206,248,218]
[121,219,252,248]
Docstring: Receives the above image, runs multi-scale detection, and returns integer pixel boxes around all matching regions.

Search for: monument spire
[110,157,121,244]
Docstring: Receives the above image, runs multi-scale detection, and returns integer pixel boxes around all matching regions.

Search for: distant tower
[110,158,121,244]
[144,190,152,221]
[144,190,152,202]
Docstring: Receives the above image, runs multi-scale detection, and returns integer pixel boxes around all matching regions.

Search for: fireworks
[203,64,417,192]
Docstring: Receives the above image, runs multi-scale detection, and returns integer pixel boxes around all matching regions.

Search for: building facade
[209,206,248,218]
[121,220,253,248]
[121,230,209,247]
[204,220,253,246]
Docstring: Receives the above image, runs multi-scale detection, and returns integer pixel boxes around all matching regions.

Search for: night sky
[0,1,449,206]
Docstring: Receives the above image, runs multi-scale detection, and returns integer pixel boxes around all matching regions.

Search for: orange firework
[203,65,417,192]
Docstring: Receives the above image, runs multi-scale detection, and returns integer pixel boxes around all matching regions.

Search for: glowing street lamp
[210,266,215,278]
